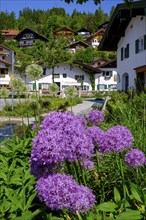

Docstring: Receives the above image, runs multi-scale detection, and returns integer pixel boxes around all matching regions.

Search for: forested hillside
[0,7,116,77]
[0,6,115,36]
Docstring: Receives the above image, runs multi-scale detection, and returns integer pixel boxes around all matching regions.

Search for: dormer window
[103,71,112,77]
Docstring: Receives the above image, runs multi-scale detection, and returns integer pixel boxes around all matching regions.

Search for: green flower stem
[65,161,79,183]
[76,211,83,220]
[116,153,127,198]
[77,160,88,186]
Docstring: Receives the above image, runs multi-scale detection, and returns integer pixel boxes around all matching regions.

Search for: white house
[95,59,117,91]
[0,44,15,88]
[99,0,146,91]
[74,59,117,91]
[85,28,105,48]
[25,64,92,92]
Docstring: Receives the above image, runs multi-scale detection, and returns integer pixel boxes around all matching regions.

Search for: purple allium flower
[36,173,96,213]
[86,126,104,145]
[30,112,94,177]
[41,111,87,131]
[98,125,134,153]
[88,110,104,125]
[125,149,146,168]
[81,159,94,170]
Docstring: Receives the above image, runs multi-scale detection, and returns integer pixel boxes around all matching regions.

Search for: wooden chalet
[54,27,76,40]
[15,28,48,47]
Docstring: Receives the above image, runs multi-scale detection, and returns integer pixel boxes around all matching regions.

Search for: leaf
[130,182,144,203]
[97,201,118,212]
[0,172,7,182]
[117,210,143,220]
[114,187,121,203]
[26,191,37,210]
[14,211,33,220]
[0,198,11,213]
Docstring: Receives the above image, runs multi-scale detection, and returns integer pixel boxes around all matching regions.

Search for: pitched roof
[0,59,11,66]
[54,27,76,34]
[74,60,101,74]
[15,28,48,42]
[97,21,109,30]
[91,57,109,65]
[64,40,89,49]
[0,44,14,51]
[99,1,146,51]
[76,27,92,33]
[2,30,20,36]
[98,59,117,69]
[85,28,105,43]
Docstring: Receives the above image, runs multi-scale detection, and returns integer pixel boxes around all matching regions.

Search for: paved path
[0,98,102,125]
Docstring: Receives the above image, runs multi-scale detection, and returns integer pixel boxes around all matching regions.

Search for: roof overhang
[99,1,146,51]
[134,65,146,73]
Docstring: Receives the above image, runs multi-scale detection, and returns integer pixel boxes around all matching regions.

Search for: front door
[122,73,129,92]
[136,72,145,91]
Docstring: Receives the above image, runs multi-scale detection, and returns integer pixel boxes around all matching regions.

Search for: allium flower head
[25,63,43,80]
[36,173,96,213]
[125,149,146,168]
[86,126,104,145]
[30,111,94,178]
[98,125,134,153]
[88,110,104,125]
[41,111,87,131]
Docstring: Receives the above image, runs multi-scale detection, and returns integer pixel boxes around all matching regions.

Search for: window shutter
[127,44,129,58]
[104,85,108,89]
[33,83,36,90]
[39,83,42,89]
[97,85,99,90]
[144,35,146,50]
[135,39,139,54]
[121,47,123,60]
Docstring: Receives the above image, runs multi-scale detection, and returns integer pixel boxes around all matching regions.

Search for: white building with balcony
[99,0,146,91]
[25,64,92,92]
[0,44,15,88]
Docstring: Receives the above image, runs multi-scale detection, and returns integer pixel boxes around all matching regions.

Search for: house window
[2,56,5,59]
[97,84,106,91]
[121,44,129,60]
[0,48,3,51]
[135,35,146,54]
[124,44,129,58]
[24,41,26,44]
[102,71,112,77]
[42,83,48,89]
[54,74,60,78]
[75,75,84,80]
[109,84,117,90]
[0,69,5,74]
[43,68,46,75]
[63,73,67,78]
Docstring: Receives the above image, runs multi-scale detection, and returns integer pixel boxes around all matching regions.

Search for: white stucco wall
[26,64,92,91]
[117,16,146,90]
[95,69,117,91]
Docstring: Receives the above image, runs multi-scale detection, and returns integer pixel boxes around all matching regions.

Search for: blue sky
[1,0,124,18]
